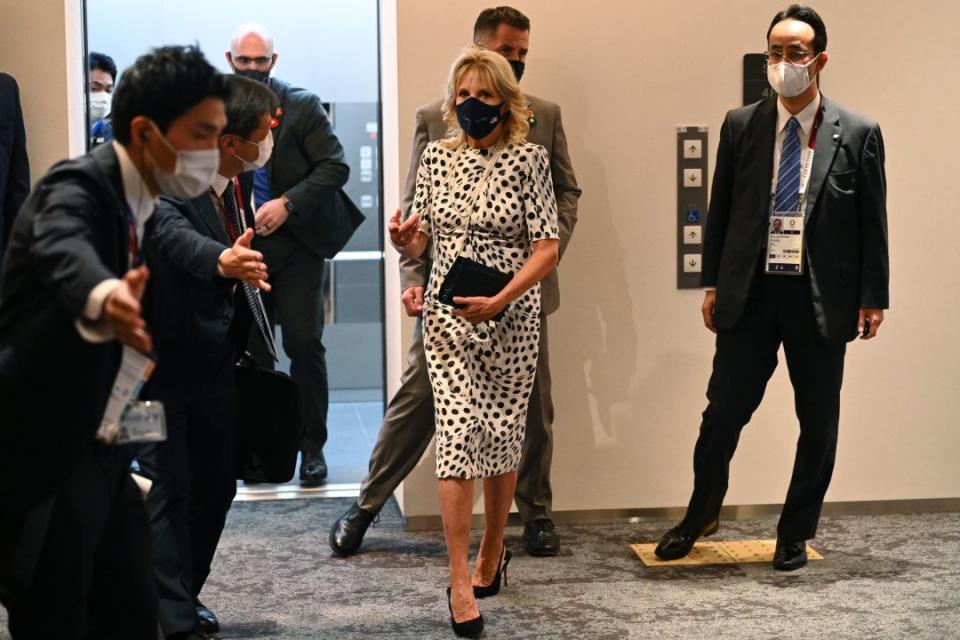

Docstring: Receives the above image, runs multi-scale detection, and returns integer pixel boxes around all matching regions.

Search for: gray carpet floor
[3,499,959,639]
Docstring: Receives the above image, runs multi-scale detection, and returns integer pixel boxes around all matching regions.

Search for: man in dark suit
[330,6,581,559]
[88,52,117,148]
[0,46,228,638]
[226,23,363,486]
[0,73,29,261]
[138,75,277,640]
[655,4,889,571]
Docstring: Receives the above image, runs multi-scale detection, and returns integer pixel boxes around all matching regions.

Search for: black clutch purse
[438,256,513,321]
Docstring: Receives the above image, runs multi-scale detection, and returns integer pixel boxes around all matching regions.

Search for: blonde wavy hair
[440,45,529,149]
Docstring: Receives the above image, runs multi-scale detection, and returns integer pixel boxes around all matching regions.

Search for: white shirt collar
[777,92,821,140]
[112,140,158,225]
[210,173,231,197]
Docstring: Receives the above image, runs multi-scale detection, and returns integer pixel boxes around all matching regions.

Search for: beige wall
[392,0,960,518]
[0,0,85,182]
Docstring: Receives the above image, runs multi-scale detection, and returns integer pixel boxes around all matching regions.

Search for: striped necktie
[773,117,802,213]
[222,182,279,361]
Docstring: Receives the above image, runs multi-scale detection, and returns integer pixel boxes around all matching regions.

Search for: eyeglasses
[232,55,272,66]
[764,49,816,64]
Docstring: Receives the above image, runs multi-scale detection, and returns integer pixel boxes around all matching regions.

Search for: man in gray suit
[331,6,580,558]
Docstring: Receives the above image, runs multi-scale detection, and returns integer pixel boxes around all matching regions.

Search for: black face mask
[234,68,270,84]
[508,59,525,82]
[456,97,504,140]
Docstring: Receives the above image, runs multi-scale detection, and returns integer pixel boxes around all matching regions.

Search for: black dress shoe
[194,599,219,634]
[523,518,560,557]
[299,450,328,487]
[773,539,808,571]
[329,503,376,557]
[654,519,719,560]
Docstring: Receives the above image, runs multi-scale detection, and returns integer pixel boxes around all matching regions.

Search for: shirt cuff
[703,287,717,292]
[217,249,230,278]
[76,278,121,343]
[84,278,121,321]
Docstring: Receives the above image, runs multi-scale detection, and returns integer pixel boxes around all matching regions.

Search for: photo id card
[116,400,167,444]
[765,212,804,275]
[96,346,157,444]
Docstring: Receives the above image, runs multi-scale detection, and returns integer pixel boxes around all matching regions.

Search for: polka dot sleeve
[412,143,434,237]
[523,144,560,243]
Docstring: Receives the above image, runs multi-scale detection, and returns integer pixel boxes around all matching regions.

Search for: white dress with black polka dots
[413,140,559,480]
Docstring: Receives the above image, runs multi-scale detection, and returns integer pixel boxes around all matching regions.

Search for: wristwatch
[283,197,295,214]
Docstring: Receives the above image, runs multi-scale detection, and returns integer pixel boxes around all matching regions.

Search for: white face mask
[232,130,274,172]
[88,91,111,122]
[767,55,821,98]
[146,122,219,199]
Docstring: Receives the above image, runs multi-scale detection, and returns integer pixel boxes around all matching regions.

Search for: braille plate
[631,539,822,566]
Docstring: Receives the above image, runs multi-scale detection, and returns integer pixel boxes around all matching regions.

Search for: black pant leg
[777,278,847,540]
[186,359,238,597]
[137,399,198,636]
[680,282,782,533]
[271,248,329,452]
[85,468,159,639]
[4,449,156,640]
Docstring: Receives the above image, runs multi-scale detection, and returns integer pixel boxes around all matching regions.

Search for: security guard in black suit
[226,23,363,486]
[0,45,228,638]
[656,5,889,571]
[138,75,279,639]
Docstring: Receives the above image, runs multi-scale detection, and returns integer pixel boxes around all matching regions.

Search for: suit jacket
[0,73,30,260]
[400,94,581,315]
[702,95,889,344]
[242,78,363,261]
[142,189,254,388]
[0,143,131,509]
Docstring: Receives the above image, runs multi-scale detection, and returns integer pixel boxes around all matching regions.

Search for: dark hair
[89,51,117,81]
[767,4,827,53]
[111,45,229,145]
[221,75,279,139]
[473,6,530,42]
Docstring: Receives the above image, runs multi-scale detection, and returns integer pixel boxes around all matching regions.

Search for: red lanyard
[127,214,139,266]
[807,104,824,150]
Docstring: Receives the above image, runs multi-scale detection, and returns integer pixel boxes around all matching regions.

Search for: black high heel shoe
[446,587,484,637]
[473,547,511,599]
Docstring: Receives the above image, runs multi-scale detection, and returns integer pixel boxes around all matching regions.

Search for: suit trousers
[0,447,157,640]
[260,245,329,452]
[137,348,238,636]
[359,314,555,522]
[680,273,846,541]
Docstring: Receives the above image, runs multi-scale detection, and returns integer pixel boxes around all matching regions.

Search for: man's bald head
[230,22,274,54]
[226,23,277,78]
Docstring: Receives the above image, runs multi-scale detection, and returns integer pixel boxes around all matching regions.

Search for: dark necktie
[222,182,279,361]
[773,117,802,213]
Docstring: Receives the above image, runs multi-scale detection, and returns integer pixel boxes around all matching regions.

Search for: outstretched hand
[104,265,153,353]
[220,228,271,291]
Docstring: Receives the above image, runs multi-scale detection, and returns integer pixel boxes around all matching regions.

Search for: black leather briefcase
[235,355,303,483]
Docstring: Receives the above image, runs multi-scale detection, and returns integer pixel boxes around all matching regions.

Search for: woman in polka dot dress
[389,46,559,636]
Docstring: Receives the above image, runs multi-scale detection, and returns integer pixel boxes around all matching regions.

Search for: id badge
[764,212,804,275]
[116,400,167,444]
[95,346,158,444]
